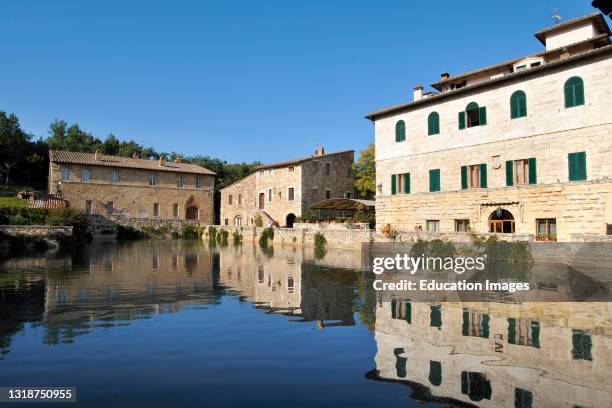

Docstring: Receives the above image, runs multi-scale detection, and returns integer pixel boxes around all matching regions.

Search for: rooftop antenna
[552,8,562,25]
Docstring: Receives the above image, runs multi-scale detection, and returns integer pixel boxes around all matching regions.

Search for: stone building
[220,147,354,227]
[366,13,612,241]
[48,150,215,222]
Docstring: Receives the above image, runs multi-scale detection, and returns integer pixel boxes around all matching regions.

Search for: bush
[259,227,274,248]
[314,232,327,259]
[232,230,242,245]
[117,225,146,240]
[254,214,263,227]
[207,226,217,241]
[182,224,201,240]
[7,214,28,225]
[217,228,229,244]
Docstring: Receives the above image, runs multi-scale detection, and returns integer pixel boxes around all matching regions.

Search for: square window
[455,219,470,232]
[288,188,295,201]
[536,219,556,241]
[325,190,331,199]
[111,170,119,184]
[426,220,440,232]
[81,168,90,182]
[106,201,113,215]
[61,167,70,181]
[153,203,160,217]
[173,204,179,218]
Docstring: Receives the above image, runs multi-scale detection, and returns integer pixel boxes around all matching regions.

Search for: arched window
[510,90,527,119]
[564,76,584,108]
[459,102,486,129]
[427,112,440,135]
[395,120,406,142]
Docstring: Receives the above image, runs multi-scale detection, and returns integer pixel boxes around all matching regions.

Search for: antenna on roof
[552,8,561,25]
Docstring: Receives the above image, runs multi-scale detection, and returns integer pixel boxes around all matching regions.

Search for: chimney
[440,72,449,80]
[158,156,165,166]
[94,149,100,161]
[413,84,424,101]
[314,146,325,157]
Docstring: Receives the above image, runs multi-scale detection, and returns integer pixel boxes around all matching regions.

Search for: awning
[308,198,375,211]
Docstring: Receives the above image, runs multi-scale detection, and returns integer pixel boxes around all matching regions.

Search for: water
[0,240,610,407]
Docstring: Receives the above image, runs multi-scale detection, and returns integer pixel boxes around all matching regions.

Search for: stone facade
[220,148,354,227]
[369,14,612,241]
[49,150,215,223]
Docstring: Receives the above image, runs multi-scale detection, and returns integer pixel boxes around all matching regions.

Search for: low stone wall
[293,222,370,230]
[87,215,209,238]
[0,225,73,238]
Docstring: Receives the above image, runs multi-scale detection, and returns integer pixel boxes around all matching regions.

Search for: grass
[0,197,27,208]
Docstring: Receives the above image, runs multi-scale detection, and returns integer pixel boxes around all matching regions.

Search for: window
[515,64,527,72]
[288,166,294,172]
[568,151,587,181]
[344,192,351,198]
[106,201,113,215]
[515,388,533,408]
[347,168,351,177]
[506,158,536,186]
[395,120,406,142]
[455,219,470,232]
[288,187,295,201]
[61,167,70,181]
[268,188,272,202]
[153,203,160,217]
[177,175,184,188]
[111,170,119,184]
[510,90,527,119]
[427,112,440,135]
[173,203,179,218]
[391,299,411,323]
[287,277,295,294]
[81,168,90,182]
[508,318,540,348]
[564,76,584,108]
[430,305,442,328]
[572,329,592,360]
[224,218,228,225]
[426,220,440,232]
[429,361,442,387]
[429,169,440,192]
[149,174,157,186]
[461,164,487,189]
[195,177,201,188]
[462,309,490,338]
[325,163,331,175]
[228,195,233,205]
[85,200,92,214]
[391,173,410,195]
[325,190,331,199]
[459,102,486,129]
[238,194,242,205]
[536,219,556,241]
[257,265,264,283]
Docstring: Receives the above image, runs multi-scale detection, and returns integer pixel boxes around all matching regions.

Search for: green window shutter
[479,163,487,188]
[429,169,440,192]
[528,157,537,184]
[404,173,410,194]
[481,314,490,338]
[428,361,442,386]
[577,151,586,180]
[458,111,466,130]
[565,77,584,108]
[430,305,442,328]
[391,299,397,319]
[428,112,439,135]
[478,106,487,125]
[510,91,527,119]
[462,309,469,336]
[505,160,514,186]
[507,318,517,344]
[568,153,576,180]
[404,302,411,323]
[531,321,540,348]
[569,152,586,181]
[520,93,527,117]
[564,81,574,108]
[395,120,406,142]
[461,166,468,190]
[510,96,518,119]
[575,82,585,106]
[391,174,397,195]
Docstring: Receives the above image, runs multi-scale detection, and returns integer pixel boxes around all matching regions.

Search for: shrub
[217,228,229,244]
[314,232,327,259]
[117,225,145,240]
[7,214,28,225]
[182,224,201,240]
[207,226,217,241]
[232,230,242,245]
[254,214,263,227]
[259,227,274,248]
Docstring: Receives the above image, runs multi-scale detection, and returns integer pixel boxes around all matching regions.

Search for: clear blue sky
[0,0,599,163]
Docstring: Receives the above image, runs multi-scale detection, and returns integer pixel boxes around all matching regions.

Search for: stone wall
[0,225,73,238]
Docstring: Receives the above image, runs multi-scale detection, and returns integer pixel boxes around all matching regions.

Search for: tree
[0,161,17,185]
[353,144,376,199]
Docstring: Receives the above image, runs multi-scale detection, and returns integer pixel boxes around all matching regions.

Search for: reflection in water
[0,241,610,407]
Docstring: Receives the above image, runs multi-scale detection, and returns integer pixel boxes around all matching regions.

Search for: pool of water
[0,240,610,407]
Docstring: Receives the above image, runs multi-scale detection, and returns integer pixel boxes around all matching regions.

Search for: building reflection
[367,301,612,407]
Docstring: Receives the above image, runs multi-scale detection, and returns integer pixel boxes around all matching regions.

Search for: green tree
[353,144,375,199]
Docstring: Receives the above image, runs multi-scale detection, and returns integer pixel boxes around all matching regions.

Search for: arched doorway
[234,216,243,227]
[184,195,199,220]
[258,193,265,209]
[489,209,515,233]
[286,213,296,228]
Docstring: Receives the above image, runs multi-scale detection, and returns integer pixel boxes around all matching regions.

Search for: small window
[469,165,481,188]
[325,163,331,175]
[325,190,331,199]
[111,170,119,184]
[462,309,490,338]
[430,305,442,328]
[536,219,556,241]
[173,204,179,218]
[61,167,70,181]
[238,194,242,205]
[572,329,592,361]
[106,201,114,215]
[508,318,540,348]
[224,218,228,225]
[395,120,406,142]
[427,112,440,135]
[510,90,527,119]
[391,299,411,322]
[153,203,160,217]
[530,61,541,67]
[268,189,272,202]
[515,64,527,72]
[228,195,233,205]
[506,158,537,186]
[195,177,201,188]
[429,361,442,387]
[288,166,294,172]
[459,102,486,129]
[85,200,92,214]
[288,187,295,201]
[426,220,440,232]
[344,192,351,199]
[177,175,184,188]
[568,151,587,181]
[514,388,533,408]
[461,164,487,189]
[455,219,470,232]
[287,277,295,293]
[429,169,440,192]
[149,174,157,186]
[564,76,584,108]
[81,168,91,182]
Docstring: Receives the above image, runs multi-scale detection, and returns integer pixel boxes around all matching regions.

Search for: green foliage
[409,239,457,260]
[0,197,27,208]
[182,224,202,240]
[116,225,146,240]
[232,230,242,245]
[259,227,274,248]
[353,143,375,199]
[207,226,217,241]
[7,214,28,225]
[314,232,327,259]
[217,228,229,245]
[254,214,263,227]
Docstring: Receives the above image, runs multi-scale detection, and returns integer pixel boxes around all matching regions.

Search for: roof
[254,150,354,171]
[49,150,216,176]
[365,44,612,121]
[308,198,375,211]
[534,13,611,45]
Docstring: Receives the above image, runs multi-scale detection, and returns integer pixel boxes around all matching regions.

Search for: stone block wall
[0,225,73,238]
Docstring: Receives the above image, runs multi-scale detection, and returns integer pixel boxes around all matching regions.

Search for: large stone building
[220,147,354,227]
[48,150,215,222]
[367,13,612,241]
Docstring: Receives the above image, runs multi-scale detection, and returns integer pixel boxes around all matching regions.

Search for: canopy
[308,198,375,211]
